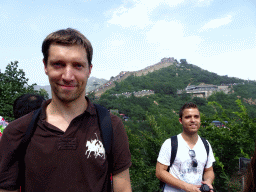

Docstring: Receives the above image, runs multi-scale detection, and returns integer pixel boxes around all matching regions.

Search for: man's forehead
[183,108,200,115]
[48,44,88,60]
[49,43,86,51]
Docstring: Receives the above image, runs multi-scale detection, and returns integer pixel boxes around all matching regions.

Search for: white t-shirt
[157,134,215,192]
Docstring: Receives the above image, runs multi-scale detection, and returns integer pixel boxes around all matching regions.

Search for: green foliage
[0,61,49,121]
[199,100,256,191]
[127,112,181,191]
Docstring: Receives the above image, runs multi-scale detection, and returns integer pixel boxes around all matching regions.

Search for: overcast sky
[0,0,255,85]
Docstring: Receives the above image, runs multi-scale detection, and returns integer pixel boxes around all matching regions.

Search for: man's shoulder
[91,103,122,124]
[91,103,123,131]
[1,112,35,144]
[199,136,212,146]
[109,113,122,123]
[4,112,34,134]
[160,133,182,146]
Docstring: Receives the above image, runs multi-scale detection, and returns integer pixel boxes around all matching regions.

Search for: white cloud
[146,20,184,44]
[200,15,232,31]
[107,0,185,29]
[145,20,202,58]
[107,2,151,29]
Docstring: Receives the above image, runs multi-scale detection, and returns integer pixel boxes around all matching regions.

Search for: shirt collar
[40,96,97,120]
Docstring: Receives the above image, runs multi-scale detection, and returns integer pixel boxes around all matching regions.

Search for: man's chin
[53,93,79,103]
[184,129,199,135]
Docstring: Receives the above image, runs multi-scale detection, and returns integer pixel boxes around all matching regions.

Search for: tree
[199,100,256,191]
[0,61,49,121]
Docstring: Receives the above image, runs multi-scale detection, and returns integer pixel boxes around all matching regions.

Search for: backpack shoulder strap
[94,104,113,191]
[160,135,178,191]
[19,108,41,192]
[21,108,42,146]
[94,104,113,156]
[200,136,209,168]
[200,136,209,157]
[170,135,178,168]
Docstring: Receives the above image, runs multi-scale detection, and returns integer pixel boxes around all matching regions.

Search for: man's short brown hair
[179,102,199,119]
[42,28,93,66]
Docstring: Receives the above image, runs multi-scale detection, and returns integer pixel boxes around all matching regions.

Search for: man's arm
[112,168,132,192]
[202,166,215,191]
[156,162,201,192]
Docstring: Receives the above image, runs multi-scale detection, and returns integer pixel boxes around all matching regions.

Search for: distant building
[177,83,230,98]
[113,90,155,98]
[211,121,228,128]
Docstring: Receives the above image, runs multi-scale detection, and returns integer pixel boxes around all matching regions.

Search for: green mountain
[93,61,256,119]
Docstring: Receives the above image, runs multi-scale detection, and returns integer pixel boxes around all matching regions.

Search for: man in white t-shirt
[156,103,215,192]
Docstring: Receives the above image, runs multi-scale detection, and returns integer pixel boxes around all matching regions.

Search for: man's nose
[62,66,75,81]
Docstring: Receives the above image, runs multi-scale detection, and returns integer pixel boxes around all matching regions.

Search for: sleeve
[0,114,32,190]
[205,141,215,169]
[0,125,21,190]
[111,115,132,175]
[157,138,172,166]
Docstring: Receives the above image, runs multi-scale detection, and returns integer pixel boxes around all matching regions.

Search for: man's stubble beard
[52,84,86,103]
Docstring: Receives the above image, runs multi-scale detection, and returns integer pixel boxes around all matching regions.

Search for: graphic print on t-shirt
[179,159,203,185]
[85,133,105,159]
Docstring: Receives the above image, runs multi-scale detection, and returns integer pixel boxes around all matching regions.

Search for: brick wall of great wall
[92,58,176,97]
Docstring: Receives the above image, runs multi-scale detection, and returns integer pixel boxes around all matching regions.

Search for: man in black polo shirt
[0,28,132,192]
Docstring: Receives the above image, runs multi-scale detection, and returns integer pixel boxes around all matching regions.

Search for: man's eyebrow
[49,59,64,63]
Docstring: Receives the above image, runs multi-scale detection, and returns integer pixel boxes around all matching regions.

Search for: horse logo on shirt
[85,133,105,159]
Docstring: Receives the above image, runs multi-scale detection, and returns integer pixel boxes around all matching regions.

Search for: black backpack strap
[21,108,42,146]
[200,136,209,169]
[94,104,113,191]
[160,135,178,191]
[94,104,113,158]
[169,135,178,169]
[19,108,42,192]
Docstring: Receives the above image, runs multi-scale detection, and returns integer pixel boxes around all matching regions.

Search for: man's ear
[179,118,182,124]
[43,59,48,75]
[88,64,92,76]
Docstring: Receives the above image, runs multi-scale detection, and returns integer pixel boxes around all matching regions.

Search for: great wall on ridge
[90,57,176,97]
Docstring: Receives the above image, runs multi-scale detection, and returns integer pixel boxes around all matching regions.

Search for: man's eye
[74,64,83,69]
[53,63,62,67]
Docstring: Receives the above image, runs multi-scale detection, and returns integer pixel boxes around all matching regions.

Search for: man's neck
[47,96,88,122]
[181,132,198,149]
